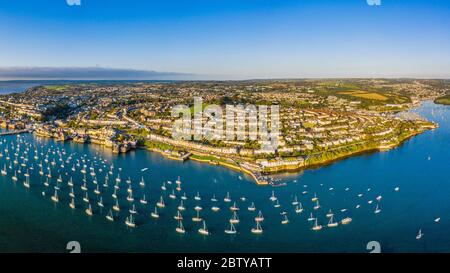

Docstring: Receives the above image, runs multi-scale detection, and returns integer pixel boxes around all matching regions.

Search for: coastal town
[0,79,447,184]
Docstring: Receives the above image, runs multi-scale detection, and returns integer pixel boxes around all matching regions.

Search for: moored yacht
[225,222,237,235]
[327,215,338,228]
[174,210,183,220]
[255,211,264,222]
[248,202,256,211]
[140,194,148,205]
[150,207,160,218]
[251,221,263,234]
[85,204,93,216]
[224,192,231,202]
[295,203,304,214]
[106,209,114,222]
[156,196,165,208]
[312,218,323,231]
[198,220,209,235]
[125,214,136,228]
[192,210,202,222]
[269,190,277,202]
[341,217,352,225]
[229,211,240,224]
[176,220,186,234]
[51,189,59,203]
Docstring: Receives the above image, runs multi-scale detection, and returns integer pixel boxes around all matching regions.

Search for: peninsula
[0,79,446,185]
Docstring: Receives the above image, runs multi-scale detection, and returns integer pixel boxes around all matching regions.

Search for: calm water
[0,101,449,253]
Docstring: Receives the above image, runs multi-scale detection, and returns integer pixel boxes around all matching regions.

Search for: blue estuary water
[0,101,449,253]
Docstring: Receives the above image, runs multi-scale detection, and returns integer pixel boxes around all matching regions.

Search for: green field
[435,95,450,105]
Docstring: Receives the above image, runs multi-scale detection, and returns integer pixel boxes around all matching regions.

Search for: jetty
[0,129,31,136]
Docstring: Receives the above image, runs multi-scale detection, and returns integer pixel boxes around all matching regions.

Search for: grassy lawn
[435,95,450,105]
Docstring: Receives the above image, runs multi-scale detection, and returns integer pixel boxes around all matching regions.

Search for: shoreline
[28,125,435,186]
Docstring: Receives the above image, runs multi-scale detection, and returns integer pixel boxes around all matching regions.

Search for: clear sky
[0,0,449,79]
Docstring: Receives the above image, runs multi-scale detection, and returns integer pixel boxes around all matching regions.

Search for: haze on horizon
[0,0,449,80]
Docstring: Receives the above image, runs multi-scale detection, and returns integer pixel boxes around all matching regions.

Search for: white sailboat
[225,222,237,234]
[156,196,165,208]
[194,191,201,201]
[312,218,323,231]
[326,209,334,218]
[274,200,281,208]
[151,206,160,218]
[125,214,136,228]
[230,202,239,211]
[178,200,186,211]
[251,221,263,234]
[313,200,320,210]
[169,190,176,199]
[224,192,231,202]
[51,189,59,203]
[269,190,277,202]
[374,203,381,214]
[181,193,188,200]
[113,199,120,212]
[211,194,218,202]
[106,209,114,221]
[281,214,289,225]
[292,195,299,206]
[85,204,93,216]
[129,204,137,214]
[192,210,202,222]
[127,192,134,202]
[248,202,256,211]
[67,187,75,198]
[69,198,76,209]
[198,220,210,235]
[97,196,104,207]
[295,203,304,214]
[327,215,338,228]
[12,170,18,182]
[83,192,89,203]
[341,217,352,225]
[174,210,183,220]
[255,211,264,222]
[176,220,186,234]
[140,194,148,205]
[23,176,30,188]
[68,177,73,187]
[229,211,240,224]
[416,229,423,240]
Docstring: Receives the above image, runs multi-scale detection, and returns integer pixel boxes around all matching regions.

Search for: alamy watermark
[367,0,381,6]
[66,0,81,6]
[171,97,280,151]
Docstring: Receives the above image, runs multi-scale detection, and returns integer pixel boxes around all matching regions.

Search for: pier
[0,129,31,136]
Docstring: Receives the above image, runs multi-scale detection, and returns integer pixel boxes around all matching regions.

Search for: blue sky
[0,0,449,79]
